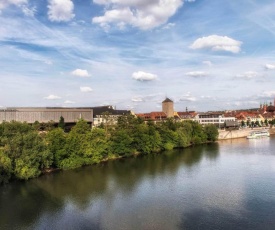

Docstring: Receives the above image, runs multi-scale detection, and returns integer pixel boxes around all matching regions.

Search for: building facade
[162,98,174,118]
[195,112,236,127]
[92,106,132,127]
[0,107,93,124]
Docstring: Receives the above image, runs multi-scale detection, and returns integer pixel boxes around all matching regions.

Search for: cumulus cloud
[185,71,207,78]
[0,0,27,10]
[64,100,75,104]
[265,64,275,70]
[47,0,75,22]
[80,87,93,92]
[132,71,157,81]
[44,94,61,100]
[92,0,183,30]
[190,35,242,53]
[71,69,90,77]
[235,71,260,79]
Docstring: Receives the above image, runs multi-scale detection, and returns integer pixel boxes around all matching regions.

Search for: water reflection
[2,139,275,230]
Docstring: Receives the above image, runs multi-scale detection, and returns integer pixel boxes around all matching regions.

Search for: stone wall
[218,128,275,140]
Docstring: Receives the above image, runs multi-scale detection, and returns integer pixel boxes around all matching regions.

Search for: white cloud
[132,71,157,81]
[47,0,75,22]
[64,100,75,104]
[71,69,90,77]
[185,71,207,78]
[260,91,275,98]
[0,0,27,10]
[202,60,213,67]
[201,95,216,100]
[45,60,53,65]
[92,0,183,30]
[44,94,61,100]
[265,64,275,70]
[235,71,260,79]
[179,92,197,102]
[132,97,143,102]
[190,35,242,53]
[22,5,36,17]
[162,23,175,30]
[80,87,93,92]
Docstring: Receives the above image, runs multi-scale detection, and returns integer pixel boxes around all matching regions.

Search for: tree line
[0,115,218,184]
[241,119,275,128]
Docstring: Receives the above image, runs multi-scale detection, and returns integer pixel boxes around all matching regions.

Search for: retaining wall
[218,128,275,140]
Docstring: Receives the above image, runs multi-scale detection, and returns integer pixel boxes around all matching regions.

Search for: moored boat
[247,130,270,139]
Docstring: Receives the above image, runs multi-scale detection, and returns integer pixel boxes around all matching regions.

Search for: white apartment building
[195,113,236,127]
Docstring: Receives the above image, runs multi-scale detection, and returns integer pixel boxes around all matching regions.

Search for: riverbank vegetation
[0,116,218,184]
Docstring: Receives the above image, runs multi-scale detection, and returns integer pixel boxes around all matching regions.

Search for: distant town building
[136,112,167,121]
[194,112,236,127]
[162,98,174,118]
[92,105,132,127]
[0,107,93,125]
[177,111,197,120]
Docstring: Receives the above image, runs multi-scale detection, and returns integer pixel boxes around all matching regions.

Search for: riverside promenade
[218,127,275,140]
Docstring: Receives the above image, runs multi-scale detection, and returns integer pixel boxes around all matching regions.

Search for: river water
[1,136,275,230]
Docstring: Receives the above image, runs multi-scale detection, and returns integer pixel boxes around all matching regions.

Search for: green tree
[82,128,109,164]
[117,114,143,130]
[58,116,65,130]
[110,129,133,156]
[46,128,67,167]
[58,119,91,169]
[32,121,41,131]
[204,124,219,142]
[190,121,207,144]
[177,128,190,148]
[157,125,178,150]
[0,151,12,184]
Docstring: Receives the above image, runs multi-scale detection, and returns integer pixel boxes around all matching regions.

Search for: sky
[1,0,275,112]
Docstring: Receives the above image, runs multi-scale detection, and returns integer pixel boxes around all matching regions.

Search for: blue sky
[1,0,275,112]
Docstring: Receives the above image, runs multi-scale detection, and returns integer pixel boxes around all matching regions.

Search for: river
[1,136,275,230]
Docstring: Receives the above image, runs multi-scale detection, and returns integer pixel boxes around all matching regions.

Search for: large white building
[0,107,93,125]
[195,112,236,127]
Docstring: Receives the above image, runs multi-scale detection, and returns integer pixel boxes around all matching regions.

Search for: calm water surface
[1,136,275,230]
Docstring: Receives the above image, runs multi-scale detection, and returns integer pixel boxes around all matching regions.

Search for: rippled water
[1,136,275,230]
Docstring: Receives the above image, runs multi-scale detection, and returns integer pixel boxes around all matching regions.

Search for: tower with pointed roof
[162,97,174,118]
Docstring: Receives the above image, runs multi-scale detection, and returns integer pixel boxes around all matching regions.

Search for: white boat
[247,130,270,139]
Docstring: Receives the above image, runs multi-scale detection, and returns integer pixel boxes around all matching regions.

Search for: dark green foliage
[0,116,218,184]
[110,130,133,156]
[46,128,67,167]
[58,116,65,130]
[204,124,219,142]
[0,151,12,184]
[0,121,52,182]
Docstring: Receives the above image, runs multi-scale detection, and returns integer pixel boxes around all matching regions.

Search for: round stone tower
[162,98,174,118]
